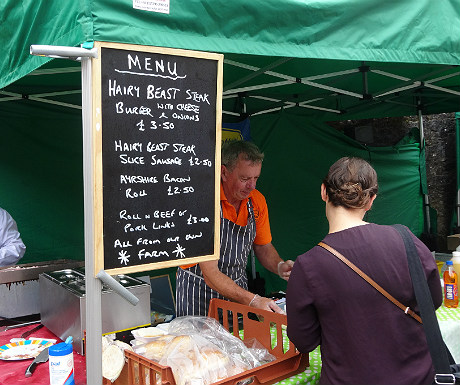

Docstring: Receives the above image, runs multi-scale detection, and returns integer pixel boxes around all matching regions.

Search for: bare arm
[199,259,254,305]
[199,258,285,313]
[253,242,294,280]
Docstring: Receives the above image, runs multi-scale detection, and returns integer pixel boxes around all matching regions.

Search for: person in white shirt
[0,207,26,266]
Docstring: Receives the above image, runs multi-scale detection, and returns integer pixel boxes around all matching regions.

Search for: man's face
[222,154,262,203]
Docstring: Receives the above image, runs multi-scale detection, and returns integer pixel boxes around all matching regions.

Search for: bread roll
[143,335,175,361]
[102,336,111,352]
[134,326,167,338]
[159,335,233,385]
[102,344,125,382]
[114,340,134,352]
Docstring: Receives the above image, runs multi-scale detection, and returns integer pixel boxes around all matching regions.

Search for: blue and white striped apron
[176,199,256,316]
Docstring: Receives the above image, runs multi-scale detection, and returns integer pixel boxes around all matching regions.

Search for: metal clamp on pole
[96,270,139,306]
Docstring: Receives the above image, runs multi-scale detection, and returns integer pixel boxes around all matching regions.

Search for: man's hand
[249,294,285,314]
[278,260,294,281]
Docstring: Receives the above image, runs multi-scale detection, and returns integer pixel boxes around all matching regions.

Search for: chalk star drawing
[173,243,186,259]
[118,250,130,265]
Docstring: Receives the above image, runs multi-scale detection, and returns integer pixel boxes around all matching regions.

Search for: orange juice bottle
[443,261,458,308]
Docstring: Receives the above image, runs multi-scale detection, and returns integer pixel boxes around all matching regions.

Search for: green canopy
[1,0,459,292]
[2,0,459,120]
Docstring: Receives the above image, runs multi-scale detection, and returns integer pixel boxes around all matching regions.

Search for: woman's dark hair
[323,157,378,209]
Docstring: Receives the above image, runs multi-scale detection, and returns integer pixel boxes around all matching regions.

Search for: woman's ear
[366,194,377,210]
[321,183,328,202]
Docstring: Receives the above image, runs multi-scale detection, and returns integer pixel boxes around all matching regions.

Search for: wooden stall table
[1,304,457,385]
[0,323,86,385]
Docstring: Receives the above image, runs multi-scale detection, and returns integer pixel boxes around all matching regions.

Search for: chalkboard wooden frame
[91,41,223,276]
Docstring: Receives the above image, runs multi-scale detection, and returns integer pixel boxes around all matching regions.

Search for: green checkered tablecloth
[270,327,321,385]
[436,303,460,363]
[276,346,321,385]
[276,304,460,385]
[436,303,460,321]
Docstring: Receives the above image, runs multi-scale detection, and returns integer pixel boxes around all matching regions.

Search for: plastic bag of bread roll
[242,338,276,365]
[132,317,276,385]
[159,334,235,385]
[114,339,134,353]
[167,316,275,370]
[131,326,168,343]
[132,334,175,361]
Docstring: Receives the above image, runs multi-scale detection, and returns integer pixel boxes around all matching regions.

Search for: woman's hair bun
[323,157,378,209]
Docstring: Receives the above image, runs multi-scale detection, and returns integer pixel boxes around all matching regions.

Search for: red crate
[108,298,308,385]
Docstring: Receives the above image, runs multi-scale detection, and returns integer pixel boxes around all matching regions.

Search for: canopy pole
[30,43,103,384]
[81,53,103,384]
[418,104,431,234]
[456,113,460,229]
[360,62,369,96]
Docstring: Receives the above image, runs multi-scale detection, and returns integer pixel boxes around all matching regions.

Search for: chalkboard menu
[92,42,223,274]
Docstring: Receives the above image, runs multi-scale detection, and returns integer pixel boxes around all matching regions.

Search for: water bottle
[443,261,459,308]
[49,336,75,385]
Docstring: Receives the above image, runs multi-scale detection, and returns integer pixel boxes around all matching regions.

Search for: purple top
[286,224,442,385]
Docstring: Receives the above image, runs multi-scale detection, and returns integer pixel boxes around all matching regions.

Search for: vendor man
[176,140,293,316]
[0,207,26,266]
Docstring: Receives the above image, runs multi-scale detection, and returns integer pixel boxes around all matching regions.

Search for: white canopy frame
[220,57,453,236]
[222,58,460,118]
[1,56,458,120]
[0,66,83,110]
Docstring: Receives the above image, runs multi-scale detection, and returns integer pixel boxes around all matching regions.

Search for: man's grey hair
[221,140,264,171]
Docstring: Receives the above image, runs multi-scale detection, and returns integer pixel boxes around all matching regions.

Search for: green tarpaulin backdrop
[0,101,425,294]
[251,111,424,293]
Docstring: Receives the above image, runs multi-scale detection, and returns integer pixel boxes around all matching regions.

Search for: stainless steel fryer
[39,268,150,354]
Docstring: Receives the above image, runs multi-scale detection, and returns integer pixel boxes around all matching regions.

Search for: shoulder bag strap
[318,241,422,323]
[391,224,454,378]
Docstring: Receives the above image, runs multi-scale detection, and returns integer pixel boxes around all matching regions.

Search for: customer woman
[286,156,442,385]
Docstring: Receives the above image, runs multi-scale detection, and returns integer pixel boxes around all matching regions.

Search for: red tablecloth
[0,323,87,385]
